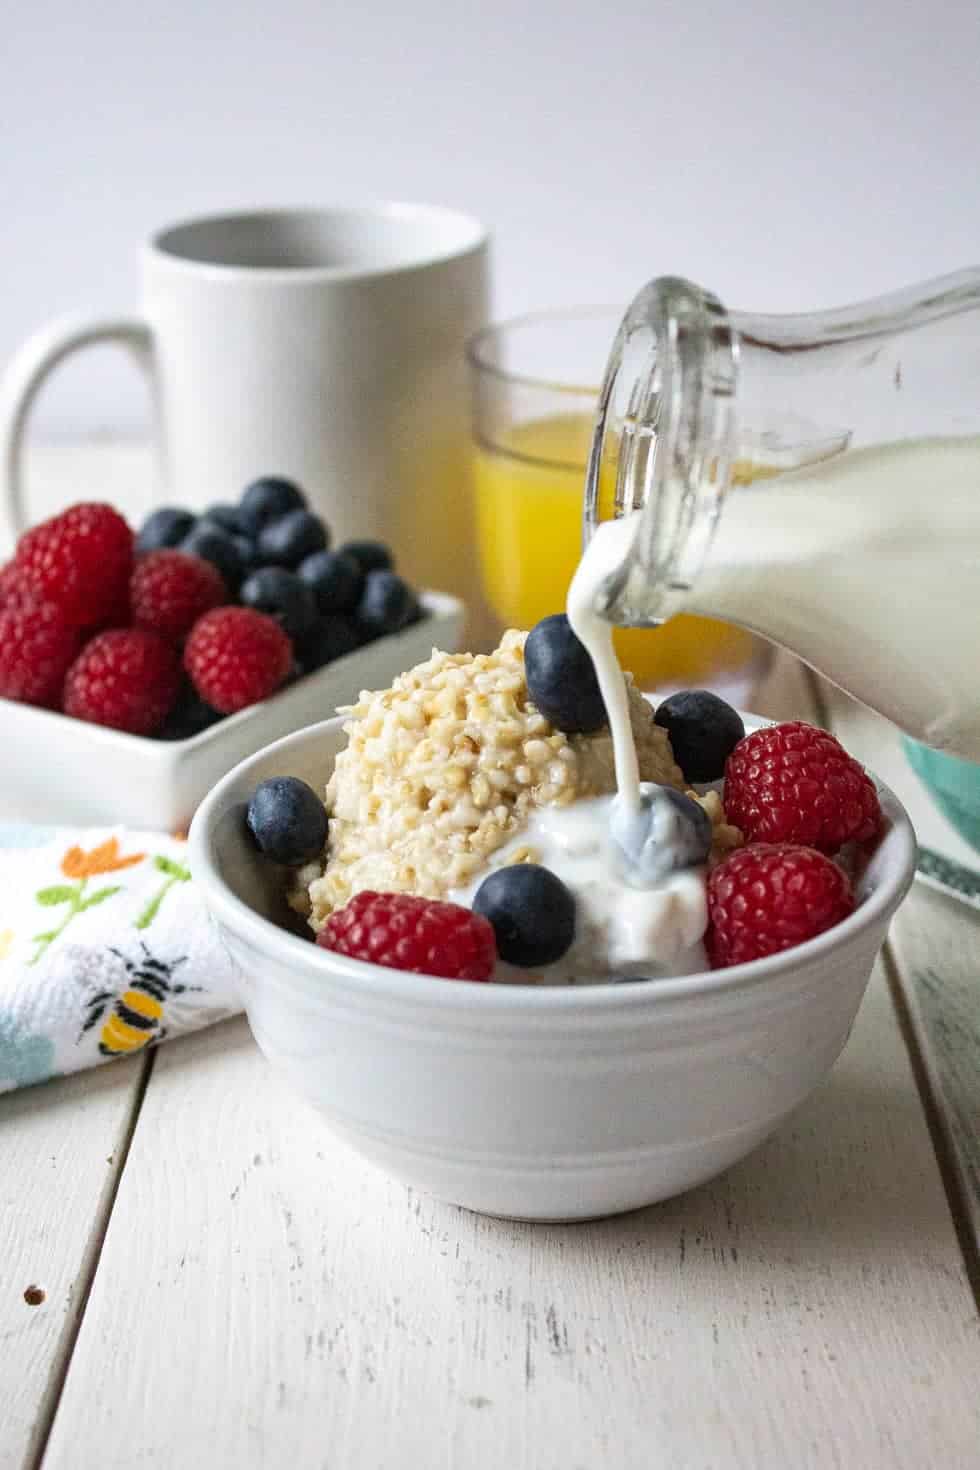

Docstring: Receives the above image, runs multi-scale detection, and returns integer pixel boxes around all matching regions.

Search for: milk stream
[567,514,706,904]
[567,516,646,814]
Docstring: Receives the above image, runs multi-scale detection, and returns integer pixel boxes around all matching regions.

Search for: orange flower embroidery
[61,838,145,880]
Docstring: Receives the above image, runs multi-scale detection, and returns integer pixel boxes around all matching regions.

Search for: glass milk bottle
[584,271,980,758]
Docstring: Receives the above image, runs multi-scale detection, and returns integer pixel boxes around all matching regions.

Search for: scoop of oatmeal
[696,788,743,867]
[302,629,688,930]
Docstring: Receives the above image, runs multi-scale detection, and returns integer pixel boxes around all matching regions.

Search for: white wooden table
[2,447,979,1470]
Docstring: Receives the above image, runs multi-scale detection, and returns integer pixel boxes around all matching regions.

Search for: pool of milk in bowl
[448,796,709,985]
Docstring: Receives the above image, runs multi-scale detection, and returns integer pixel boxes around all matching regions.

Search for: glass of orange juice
[467,308,772,697]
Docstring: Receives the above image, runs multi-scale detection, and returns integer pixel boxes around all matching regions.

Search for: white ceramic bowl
[189,714,917,1221]
[1,591,461,831]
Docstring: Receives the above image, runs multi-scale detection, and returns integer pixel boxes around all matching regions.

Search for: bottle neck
[584,277,737,626]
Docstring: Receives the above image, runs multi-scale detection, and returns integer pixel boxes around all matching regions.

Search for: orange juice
[473,411,760,689]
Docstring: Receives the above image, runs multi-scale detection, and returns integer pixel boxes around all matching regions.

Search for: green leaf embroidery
[135,855,192,931]
[79,885,122,911]
[35,885,77,907]
[30,879,84,964]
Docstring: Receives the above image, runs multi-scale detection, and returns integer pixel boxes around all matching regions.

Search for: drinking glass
[467,308,770,696]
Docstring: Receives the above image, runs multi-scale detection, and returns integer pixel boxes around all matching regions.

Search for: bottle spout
[583,277,737,628]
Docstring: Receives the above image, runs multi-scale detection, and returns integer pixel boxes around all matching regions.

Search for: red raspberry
[184,606,292,714]
[0,562,34,608]
[706,843,855,969]
[0,599,81,707]
[130,550,227,643]
[724,721,881,852]
[15,502,133,628]
[63,629,180,734]
[317,891,497,982]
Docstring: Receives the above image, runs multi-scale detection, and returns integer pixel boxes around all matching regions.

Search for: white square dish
[1,591,463,832]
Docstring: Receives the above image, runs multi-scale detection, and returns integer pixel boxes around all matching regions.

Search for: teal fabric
[902,738,980,854]
[0,1014,56,1088]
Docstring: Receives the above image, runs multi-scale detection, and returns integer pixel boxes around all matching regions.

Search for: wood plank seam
[880,944,980,1305]
[23,1050,157,1470]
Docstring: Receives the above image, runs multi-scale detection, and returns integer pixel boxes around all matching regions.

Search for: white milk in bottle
[688,437,980,755]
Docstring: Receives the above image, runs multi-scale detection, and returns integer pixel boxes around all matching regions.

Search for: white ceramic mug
[0,204,492,633]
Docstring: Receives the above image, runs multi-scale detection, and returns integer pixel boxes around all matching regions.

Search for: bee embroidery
[79,942,198,1057]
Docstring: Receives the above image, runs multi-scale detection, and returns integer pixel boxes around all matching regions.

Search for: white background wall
[3,0,979,439]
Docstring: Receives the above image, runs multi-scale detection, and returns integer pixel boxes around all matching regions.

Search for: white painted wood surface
[1,446,978,1468]
[0,1056,147,1470]
[39,972,980,1470]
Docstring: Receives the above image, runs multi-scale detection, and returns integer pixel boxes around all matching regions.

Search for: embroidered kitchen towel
[0,825,240,1093]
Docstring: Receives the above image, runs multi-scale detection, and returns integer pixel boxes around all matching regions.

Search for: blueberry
[201,503,247,536]
[257,510,328,568]
[296,615,364,673]
[156,689,223,741]
[180,525,244,587]
[246,776,328,866]
[472,864,576,968]
[356,570,419,636]
[196,512,257,573]
[136,507,195,555]
[240,567,317,642]
[340,539,394,575]
[653,690,745,783]
[231,533,259,573]
[524,614,605,734]
[239,476,307,535]
[609,784,712,886]
[298,549,365,614]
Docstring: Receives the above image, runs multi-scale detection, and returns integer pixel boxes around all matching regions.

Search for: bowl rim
[189,712,918,1013]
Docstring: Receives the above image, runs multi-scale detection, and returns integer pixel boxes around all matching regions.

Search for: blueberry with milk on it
[239,476,307,535]
[472,863,576,967]
[136,507,196,555]
[357,570,419,637]
[246,776,328,866]
[298,549,365,614]
[653,690,745,784]
[240,567,317,642]
[341,539,394,575]
[524,613,606,734]
[257,510,329,568]
[296,615,364,673]
[180,524,245,588]
[609,784,712,886]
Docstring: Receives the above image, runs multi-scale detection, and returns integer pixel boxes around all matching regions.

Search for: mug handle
[0,313,153,543]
